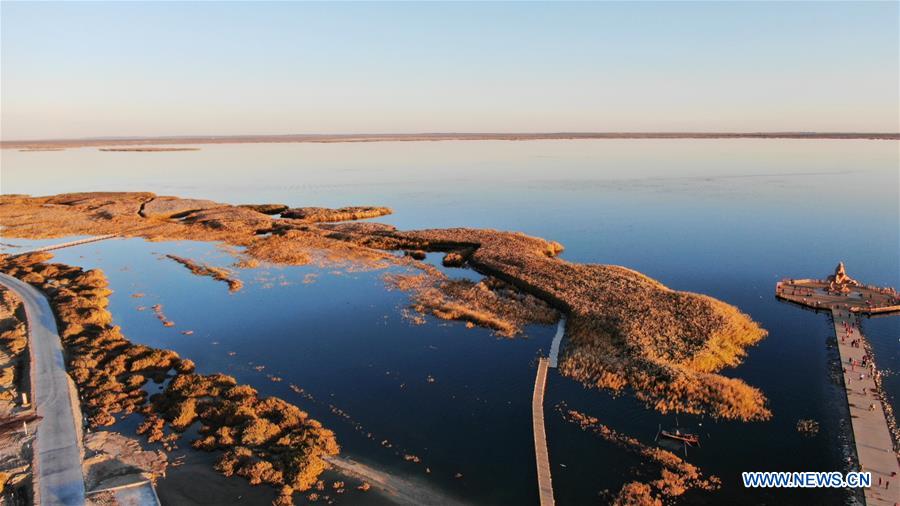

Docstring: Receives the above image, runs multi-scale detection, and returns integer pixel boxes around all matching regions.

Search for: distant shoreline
[2,131,898,149]
[98,147,201,152]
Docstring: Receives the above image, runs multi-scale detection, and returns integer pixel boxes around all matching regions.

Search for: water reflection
[1,139,897,504]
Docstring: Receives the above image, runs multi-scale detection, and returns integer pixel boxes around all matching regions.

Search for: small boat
[660,429,700,445]
[654,422,702,456]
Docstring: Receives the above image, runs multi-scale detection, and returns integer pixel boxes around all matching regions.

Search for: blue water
[1,139,897,504]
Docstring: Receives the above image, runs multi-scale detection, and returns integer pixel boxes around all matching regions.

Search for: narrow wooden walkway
[13,234,119,255]
[548,317,565,368]
[532,357,554,506]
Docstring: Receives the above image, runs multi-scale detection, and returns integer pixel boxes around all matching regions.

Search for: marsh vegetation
[166,255,243,292]
[0,252,338,504]
[0,192,770,420]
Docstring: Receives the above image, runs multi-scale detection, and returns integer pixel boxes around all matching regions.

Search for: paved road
[0,273,86,505]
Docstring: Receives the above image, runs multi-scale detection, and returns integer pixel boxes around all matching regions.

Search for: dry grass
[244,233,313,266]
[0,253,183,426]
[0,192,770,420]
[386,273,558,337]
[329,225,770,420]
[82,431,167,490]
[281,206,392,222]
[165,255,243,292]
[159,374,339,494]
[0,253,337,504]
[0,286,27,365]
[561,407,719,504]
[0,286,32,498]
[796,419,820,437]
[238,204,289,215]
[0,193,390,270]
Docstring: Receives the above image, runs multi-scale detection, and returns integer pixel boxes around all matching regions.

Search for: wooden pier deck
[531,317,565,504]
[532,357,554,506]
[777,267,900,506]
[548,317,565,368]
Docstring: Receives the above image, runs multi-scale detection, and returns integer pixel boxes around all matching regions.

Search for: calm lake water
[2,140,898,505]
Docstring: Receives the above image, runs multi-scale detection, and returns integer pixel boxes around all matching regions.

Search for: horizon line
[3,131,899,147]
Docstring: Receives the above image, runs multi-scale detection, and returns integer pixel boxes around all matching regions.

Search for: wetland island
[0,191,774,504]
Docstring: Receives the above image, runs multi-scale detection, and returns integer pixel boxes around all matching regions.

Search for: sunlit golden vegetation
[0,286,27,406]
[0,252,337,504]
[280,206,392,222]
[165,255,243,292]
[386,273,558,337]
[0,285,32,496]
[561,407,719,504]
[0,192,769,419]
[328,225,770,420]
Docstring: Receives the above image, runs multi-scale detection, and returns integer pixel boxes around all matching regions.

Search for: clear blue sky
[2,1,897,139]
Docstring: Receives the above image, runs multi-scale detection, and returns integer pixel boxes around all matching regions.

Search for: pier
[548,317,565,368]
[532,357,554,506]
[777,263,900,506]
[532,317,566,504]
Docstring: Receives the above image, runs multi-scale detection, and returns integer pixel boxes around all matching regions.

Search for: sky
[1,1,898,140]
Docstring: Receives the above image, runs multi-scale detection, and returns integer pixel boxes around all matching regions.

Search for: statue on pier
[826,261,858,293]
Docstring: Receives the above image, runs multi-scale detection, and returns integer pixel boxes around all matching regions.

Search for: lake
[1,139,898,504]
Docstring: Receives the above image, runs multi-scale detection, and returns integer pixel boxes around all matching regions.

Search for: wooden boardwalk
[532,357,554,506]
[548,317,565,368]
[13,234,119,255]
[777,267,900,506]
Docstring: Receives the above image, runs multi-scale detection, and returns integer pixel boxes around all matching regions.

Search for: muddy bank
[324,455,466,506]
[83,430,166,492]
[0,192,769,420]
[155,448,277,505]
